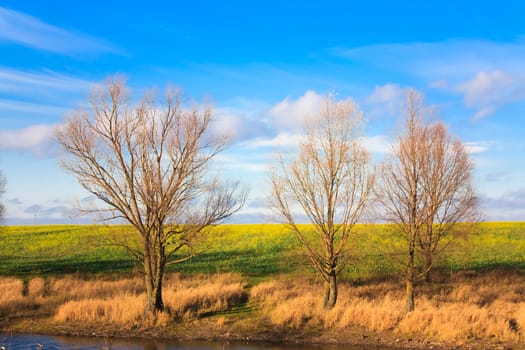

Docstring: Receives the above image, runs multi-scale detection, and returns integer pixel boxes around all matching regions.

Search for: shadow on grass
[6,248,521,281]
[0,248,300,278]
[0,257,136,277]
[172,248,303,277]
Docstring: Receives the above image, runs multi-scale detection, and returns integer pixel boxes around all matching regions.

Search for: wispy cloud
[481,189,525,221]
[464,141,491,154]
[365,83,405,117]
[0,99,66,115]
[0,66,94,93]
[334,39,525,78]
[0,7,119,55]
[334,39,525,120]
[0,123,58,156]
[7,198,23,205]
[213,153,268,173]
[456,70,525,121]
[211,106,271,143]
[0,68,95,125]
[9,201,82,224]
[484,171,510,182]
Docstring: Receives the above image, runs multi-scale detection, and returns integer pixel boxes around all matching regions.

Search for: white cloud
[360,135,392,154]
[213,153,268,172]
[211,106,271,143]
[367,83,403,104]
[457,70,513,107]
[335,39,525,120]
[211,113,243,141]
[0,7,119,55]
[359,135,489,156]
[366,83,404,115]
[241,132,305,149]
[0,123,57,156]
[464,141,491,154]
[455,70,525,121]
[267,90,325,131]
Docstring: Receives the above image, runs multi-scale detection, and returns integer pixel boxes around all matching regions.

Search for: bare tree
[270,96,373,309]
[376,90,427,312]
[418,122,479,282]
[376,90,478,312]
[56,77,245,315]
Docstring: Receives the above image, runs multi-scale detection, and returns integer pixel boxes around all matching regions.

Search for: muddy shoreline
[2,316,519,350]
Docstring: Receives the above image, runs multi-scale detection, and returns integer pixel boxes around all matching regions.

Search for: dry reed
[0,277,24,304]
[164,272,247,319]
[52,273,246,325]
[250,270,525,343]
[0,277,41,316]
[47,275,144,302]
[27,277,46,299]
[55,294,145,325]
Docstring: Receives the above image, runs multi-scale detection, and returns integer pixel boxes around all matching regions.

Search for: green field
[1,223,524,280]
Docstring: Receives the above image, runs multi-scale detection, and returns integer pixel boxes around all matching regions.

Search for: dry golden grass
[163,272,246,319]
[396,299,519,341]
[250,270,525,343]
[0,277,24,303]
[47,275,144,302]
[55,294,146,325]
[27,277,46,299]
[52,273,246,325]
[1,273,246,327]
[0,277,40,317]
[251,279,404,331]
[0,277,25,316]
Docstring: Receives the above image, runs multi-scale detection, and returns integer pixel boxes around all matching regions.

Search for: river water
[0,333,388,350]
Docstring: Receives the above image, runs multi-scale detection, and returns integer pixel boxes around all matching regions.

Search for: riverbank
[2,270,524,350]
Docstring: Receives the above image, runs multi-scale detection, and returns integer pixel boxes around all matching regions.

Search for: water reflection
[0,333,385,350]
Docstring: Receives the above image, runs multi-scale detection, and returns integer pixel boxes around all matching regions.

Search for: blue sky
[1,1,524,224]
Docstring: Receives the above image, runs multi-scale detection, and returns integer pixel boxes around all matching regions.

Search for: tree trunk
[423,220,433,283]
[145,266,165,314]
[406,245,415,312]
[424,252,432,282]
[323,271,337,309]
[143,238,165,316]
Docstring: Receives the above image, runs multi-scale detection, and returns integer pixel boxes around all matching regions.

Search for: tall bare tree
[56,77,244,315]
[376,90,478,312]
[376,90,427,312]
[418,122,479,282]
[270,96,373,308]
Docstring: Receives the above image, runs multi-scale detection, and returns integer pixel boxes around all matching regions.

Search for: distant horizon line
[3,219,523,226]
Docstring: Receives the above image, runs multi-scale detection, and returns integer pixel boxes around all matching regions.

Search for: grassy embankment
[1,223,525,348]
